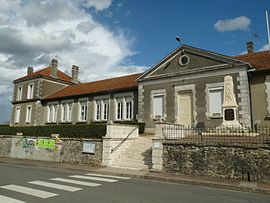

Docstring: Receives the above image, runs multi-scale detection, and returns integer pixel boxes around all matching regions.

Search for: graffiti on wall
[18,136,63,154]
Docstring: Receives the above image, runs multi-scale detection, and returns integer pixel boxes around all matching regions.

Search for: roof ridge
[76,72,143,86]
[43,72,142,101]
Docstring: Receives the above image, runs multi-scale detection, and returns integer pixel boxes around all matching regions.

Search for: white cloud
[82,0,113,11]
[258,44,270,51]
[0,0,146,123]
[214,16,251,32]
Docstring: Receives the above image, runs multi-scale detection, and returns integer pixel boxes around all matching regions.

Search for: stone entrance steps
[111,135,154,170]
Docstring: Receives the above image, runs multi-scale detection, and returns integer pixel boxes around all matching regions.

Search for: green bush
[0,124,106,138]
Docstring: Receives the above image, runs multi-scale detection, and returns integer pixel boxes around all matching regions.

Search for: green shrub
[0,124,106,138]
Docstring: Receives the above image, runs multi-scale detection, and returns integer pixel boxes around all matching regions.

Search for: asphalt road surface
[0,163,269,203]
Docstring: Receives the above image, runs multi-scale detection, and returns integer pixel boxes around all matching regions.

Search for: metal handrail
[111,127,137,153]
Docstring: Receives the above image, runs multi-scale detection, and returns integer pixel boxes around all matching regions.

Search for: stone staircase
[111,135,154,170]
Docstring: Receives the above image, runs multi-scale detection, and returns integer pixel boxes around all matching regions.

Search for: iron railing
[111,127,138,153]
[162,124,270,145]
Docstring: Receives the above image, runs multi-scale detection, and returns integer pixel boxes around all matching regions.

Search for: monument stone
[220,75,242,128]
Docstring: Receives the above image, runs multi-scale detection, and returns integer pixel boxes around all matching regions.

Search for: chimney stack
[50,59,58,78]
[27,66,33,75]
[247,41,254,54]
[72,65,79,84]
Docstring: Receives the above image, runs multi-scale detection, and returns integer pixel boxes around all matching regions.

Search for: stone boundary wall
[0,135,102,166]
[163,141,270,183]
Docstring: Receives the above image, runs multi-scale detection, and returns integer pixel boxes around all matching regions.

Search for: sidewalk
[0,158,270,195]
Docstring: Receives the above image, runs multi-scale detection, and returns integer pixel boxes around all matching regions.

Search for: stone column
[151,122,164,171]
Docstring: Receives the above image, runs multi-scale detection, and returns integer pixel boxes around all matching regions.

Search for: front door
[178,93,193,127]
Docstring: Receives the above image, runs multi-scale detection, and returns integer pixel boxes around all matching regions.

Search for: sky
[0,0,270,123]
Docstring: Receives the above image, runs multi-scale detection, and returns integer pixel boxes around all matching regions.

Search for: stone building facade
[10,43,270,132]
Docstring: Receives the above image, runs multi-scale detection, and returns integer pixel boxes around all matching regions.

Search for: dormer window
[27,83,34,99]
[17,86,23,101]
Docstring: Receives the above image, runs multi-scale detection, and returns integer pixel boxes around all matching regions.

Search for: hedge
[0,122,145,138]
[0,124,106,138]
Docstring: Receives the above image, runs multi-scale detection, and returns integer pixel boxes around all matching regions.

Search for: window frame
[61,100,73,122]
[27,83,34,99]
[47,102,58,123]
[114,93,134,121]
[150,89,166,120]
[15,106,21,123]
[79,100,88,122]
[206,84,224,118]
[25,105,32,124]
[153,94,164,119]
[94,96,110,121]
[17,86,23,101]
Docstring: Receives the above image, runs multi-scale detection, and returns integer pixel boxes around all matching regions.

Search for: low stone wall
[60,139,102,166]
[0,135,102,166]
[163,141,270,183]
[0,136,11,157]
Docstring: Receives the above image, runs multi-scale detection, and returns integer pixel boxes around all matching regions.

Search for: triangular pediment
[138,45,249,81]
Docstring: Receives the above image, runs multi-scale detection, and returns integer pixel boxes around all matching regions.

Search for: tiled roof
[235,50,270,71]
[14,67,73,83]
[44,73,142,100]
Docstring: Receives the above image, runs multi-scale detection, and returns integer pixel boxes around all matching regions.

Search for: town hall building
[10,42,270,133]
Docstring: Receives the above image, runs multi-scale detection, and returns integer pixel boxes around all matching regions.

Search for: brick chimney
[27,66,33,75]
[72,65,79,84]
[50,59,58,78]
[247,41,254,54]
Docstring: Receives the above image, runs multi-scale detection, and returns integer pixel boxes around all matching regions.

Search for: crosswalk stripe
[51,178,101,187]
[70,175,118,182]
[85,173,131,180]
[29,180,82,192]
[0,185,58,199]
[0,195,25,203]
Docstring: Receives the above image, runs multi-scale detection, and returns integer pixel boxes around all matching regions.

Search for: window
[15,106,21,123]
[117,98,123,120]
[25,106,32,123]
[17,86,23,101]
[153,94,164,118]
[62,102,72,122]
[126,97,133,120]
[103,100,109,120]
[80,101,88,121]
[95,98,109,121]
[96,101,101,120]
[208,87,223,117]
[27,83,34,99]
[48,104,58,122]
[115,96,133,120]
[179,55,190,66]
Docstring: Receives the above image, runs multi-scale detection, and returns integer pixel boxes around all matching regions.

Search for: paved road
[0,163,269,203]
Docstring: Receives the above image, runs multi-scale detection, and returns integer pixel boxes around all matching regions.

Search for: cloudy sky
[0,0,269,123]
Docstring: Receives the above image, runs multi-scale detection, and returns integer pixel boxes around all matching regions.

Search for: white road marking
[0,195,25,203]
[69,175,118,182]
[29,180,82,192]
[0,185,57,199]
[85,173,131,180]
[51,178,101,187]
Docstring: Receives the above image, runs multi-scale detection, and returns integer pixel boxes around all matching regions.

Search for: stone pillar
[152,138,163,171]
[151,122,164,171]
